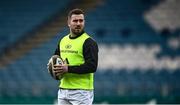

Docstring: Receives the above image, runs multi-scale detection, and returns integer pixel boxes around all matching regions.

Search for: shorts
[58,88,94,105]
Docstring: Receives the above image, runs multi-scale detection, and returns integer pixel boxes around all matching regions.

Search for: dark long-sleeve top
[54,34,98,74]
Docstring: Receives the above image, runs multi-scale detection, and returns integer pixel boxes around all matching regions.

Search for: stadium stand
[0,0,180,104]
[0,0,70,52]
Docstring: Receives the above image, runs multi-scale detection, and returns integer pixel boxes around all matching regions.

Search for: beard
[71,27,84,36]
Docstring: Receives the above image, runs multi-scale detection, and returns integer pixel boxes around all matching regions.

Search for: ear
[67,19,70,27]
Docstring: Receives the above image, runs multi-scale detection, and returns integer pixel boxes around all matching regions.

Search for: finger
[54,65,62,67]
[54,70,64,74]
[53,66,62,69]
[53,68,63,71]
[55,73,63,77]
[53,69,62,72]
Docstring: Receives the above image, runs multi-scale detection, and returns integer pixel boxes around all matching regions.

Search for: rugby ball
[47,55,64,80]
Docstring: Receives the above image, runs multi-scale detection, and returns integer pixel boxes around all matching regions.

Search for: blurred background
[0,0,180,104]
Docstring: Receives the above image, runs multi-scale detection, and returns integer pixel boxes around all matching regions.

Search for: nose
[77,21,81,25]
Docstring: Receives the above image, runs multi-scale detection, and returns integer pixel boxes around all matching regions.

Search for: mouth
[75,28,80,30]
[75,26,81,29]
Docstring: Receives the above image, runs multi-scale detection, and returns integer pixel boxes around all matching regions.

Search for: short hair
[68,8,84,19]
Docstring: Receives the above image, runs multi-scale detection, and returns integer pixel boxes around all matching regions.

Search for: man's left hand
[53,64,68,76]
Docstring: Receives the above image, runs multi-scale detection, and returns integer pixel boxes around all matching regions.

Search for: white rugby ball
[48,55,64,80]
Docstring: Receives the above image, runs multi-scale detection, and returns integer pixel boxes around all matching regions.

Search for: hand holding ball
[47,55,64,80]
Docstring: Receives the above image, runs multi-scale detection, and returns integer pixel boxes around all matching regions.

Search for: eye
[79,19,83,23]
[73,20,78,22]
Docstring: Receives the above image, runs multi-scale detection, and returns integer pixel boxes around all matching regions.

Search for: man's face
[68,14,85,35]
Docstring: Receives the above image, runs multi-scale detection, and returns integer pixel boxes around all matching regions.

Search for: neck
[70,30,84,38]
[70,32,77,38]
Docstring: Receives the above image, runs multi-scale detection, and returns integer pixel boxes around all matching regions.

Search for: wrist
[64,65,68,73]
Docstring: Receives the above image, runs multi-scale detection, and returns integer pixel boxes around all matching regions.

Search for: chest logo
[65,44,72,49]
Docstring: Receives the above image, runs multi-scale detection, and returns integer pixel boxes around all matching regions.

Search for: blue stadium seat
[0,0,70,53]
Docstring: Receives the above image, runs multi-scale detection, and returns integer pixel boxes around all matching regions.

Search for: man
[52,8,98,105]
